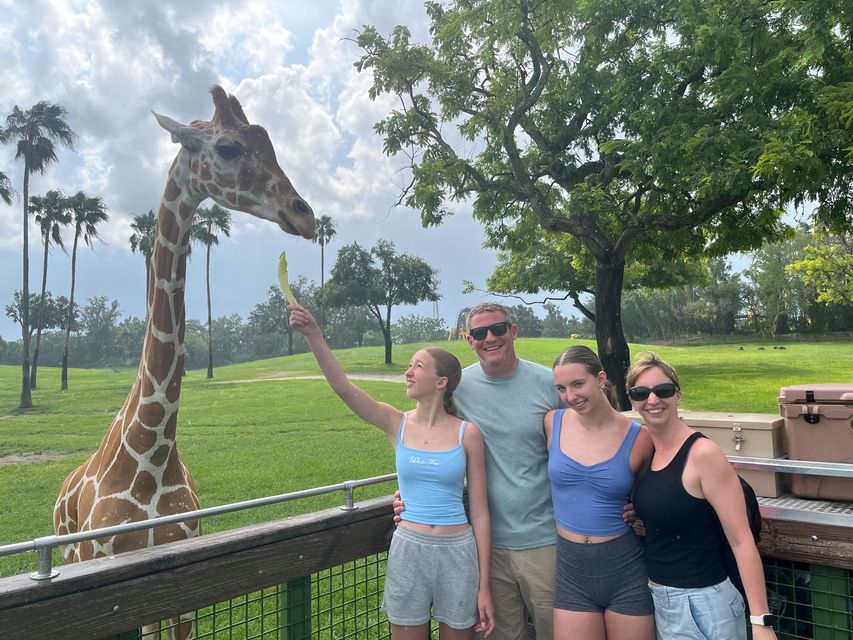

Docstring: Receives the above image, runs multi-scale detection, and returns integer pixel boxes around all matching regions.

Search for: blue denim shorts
[381,525,479,629]
[649,577,746,640]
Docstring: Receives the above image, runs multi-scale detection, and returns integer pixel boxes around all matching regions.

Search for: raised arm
[289,303,402,437]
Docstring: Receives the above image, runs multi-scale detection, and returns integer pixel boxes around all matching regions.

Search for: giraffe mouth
[278,218,299,236]
[278,216,315,239]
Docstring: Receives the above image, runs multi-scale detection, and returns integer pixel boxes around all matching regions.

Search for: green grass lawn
[0,337,850,577]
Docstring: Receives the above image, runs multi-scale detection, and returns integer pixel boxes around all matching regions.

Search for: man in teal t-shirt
[454,302,561,640]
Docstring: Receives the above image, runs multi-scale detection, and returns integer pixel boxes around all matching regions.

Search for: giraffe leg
[141,613,194,640]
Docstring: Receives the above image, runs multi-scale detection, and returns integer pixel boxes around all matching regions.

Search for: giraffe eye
[215,141,244,160]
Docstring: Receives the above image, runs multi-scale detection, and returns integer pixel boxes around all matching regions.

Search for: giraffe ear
[152,112,203,153]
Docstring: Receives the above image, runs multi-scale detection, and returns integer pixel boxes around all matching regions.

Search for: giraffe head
[153,85,315,238]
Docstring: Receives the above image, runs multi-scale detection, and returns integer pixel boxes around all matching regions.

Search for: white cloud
[0,0,515,340]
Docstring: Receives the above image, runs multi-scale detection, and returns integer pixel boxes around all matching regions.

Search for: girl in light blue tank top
[544,346,655,640]
[290,303,494,638]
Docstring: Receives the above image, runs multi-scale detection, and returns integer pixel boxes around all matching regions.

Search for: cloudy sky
[0,0,581,342]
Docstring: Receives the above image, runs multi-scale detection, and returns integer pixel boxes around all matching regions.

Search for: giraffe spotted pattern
[53,86,315,640]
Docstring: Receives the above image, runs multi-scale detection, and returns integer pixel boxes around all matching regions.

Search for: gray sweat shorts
[554,531,654,616]
[381,525,480,629]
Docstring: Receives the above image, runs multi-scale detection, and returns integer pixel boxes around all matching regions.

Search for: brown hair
[625,351,681,390]
[466,302,513,329]
[553,345,618,409]
[424,348,463,416]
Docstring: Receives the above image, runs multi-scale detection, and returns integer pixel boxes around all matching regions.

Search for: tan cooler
[623,410,788,497]
[778,384,853,501]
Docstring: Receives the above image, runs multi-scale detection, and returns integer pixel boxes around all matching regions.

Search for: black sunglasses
[628,383,679,401]
[469,322,511,341]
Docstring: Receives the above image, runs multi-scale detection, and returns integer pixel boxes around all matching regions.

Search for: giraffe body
[53,86,314,637]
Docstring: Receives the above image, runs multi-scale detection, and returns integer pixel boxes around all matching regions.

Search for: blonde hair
[626,351,681,390]
[553,345,618,409]
[424,348,462,416]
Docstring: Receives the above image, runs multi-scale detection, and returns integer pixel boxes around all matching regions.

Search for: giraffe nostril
[293,199,311,215]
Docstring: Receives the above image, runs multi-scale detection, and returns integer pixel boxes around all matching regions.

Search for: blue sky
[1,0,586,343]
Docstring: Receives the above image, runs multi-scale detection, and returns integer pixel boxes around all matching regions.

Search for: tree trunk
[206,244,214,379]
[31,236,50,389]
[19,168,32,408]
[594,260,631,410]
[61,234,80,391]
[383,305,393,365]
[319,243,326,333]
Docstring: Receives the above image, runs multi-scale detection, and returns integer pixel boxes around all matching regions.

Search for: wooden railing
[0,458,851,639]
[0,496,396,640]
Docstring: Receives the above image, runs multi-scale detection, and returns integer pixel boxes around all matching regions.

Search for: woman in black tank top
[628,353,777,640]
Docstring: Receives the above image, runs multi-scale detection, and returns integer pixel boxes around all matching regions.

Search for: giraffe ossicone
[53,85,315,639]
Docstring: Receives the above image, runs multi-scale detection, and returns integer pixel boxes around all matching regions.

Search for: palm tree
[28,189,71,388]
[129,209,157,319]
[61,191,109,390]
[1,101,74,408]
[191,204,231,379]
[0,170,13,205]
[313,215,337,330]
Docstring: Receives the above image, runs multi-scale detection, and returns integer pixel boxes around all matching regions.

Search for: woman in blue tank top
[629,353,777,640]
[545,346,655,640]
[290,303,494,639]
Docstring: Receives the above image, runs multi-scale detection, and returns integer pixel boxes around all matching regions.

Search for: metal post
[279,577,312,640]
[340,481,359,511]
[29,546,59,581]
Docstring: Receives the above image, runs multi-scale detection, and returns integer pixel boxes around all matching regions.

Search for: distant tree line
[0,288,588,369]
[620,228,853,342]
[3,224,851,371]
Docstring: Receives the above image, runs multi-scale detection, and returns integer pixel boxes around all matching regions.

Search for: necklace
[423,424,437,445]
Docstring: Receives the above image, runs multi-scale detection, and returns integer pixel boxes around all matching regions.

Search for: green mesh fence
[125,556,851,640]
[132,551,436,640]
[763,559,852,640]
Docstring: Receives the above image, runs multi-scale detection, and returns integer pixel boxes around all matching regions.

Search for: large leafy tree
[323,240,439,363]
[78,296,122,366]
[751,2,853,235]
[5,290,68,347]
[393,313,449,344]
[28,189,71,388]
[746,228,814,337]
[326,304,376,349]
[191,204,232,379]
[61,191,109,390]
[1,101,74,408]
[356,0,849,407]
[248,278,316,357]
[788,229,853,306]
[129,209,157,317]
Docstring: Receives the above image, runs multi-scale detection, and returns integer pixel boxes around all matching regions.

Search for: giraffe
[53,86,315,638]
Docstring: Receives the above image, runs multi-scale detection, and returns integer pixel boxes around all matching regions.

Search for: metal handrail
[0,473,397,581]
[5,455,853,581]
[728,456,853,477]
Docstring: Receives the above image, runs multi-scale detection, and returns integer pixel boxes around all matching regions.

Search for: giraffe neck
[128,153,203,441]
